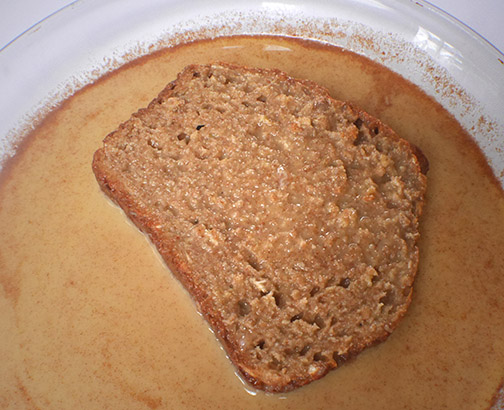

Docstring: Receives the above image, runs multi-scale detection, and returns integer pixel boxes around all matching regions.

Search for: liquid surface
[1,36,503,409]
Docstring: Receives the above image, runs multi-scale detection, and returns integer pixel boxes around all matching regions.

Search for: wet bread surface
[92,63,427,392]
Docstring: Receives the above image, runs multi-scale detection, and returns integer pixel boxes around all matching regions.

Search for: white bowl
[0,0,503,407]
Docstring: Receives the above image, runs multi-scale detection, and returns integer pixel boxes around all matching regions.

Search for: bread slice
[92,63,427,392]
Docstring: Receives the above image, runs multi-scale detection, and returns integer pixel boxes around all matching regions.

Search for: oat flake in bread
[92,63,428,392]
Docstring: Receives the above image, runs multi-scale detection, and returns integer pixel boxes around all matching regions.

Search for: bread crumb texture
[93,63,427,392]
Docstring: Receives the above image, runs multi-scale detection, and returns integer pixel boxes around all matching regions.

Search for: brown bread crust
[93,63,427,392]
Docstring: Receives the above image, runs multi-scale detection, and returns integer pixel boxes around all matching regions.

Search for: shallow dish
[0,0,503,408]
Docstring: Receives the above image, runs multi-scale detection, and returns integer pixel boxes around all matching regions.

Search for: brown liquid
[1,36,503,409]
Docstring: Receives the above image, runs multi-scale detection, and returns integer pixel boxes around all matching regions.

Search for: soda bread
[93,63,427,392]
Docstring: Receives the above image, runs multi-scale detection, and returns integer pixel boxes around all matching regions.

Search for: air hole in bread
[196,124,205,130]
[313,352,326,362]
[147,138,162,150]
[353,131,367,146]
[257,95,267,103]
[300,345,311,356]
[338,278,351,288]
[247,260,261,271]
[310,286,320,297]
[176,132,190,144]
[273,291,284,308]
[238,299,251,316]
[245,252,261,271]
[333,352,347,367]
[314,315,325,329]
[256,340,265,350]
[216,107,226,114]
[268,358,281,370]
[290,313,303,322]
[373,127,380,135]
[379,290,393,306]
[372,173,391,185]
[371,268,381,284]
[192,72,201,78]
